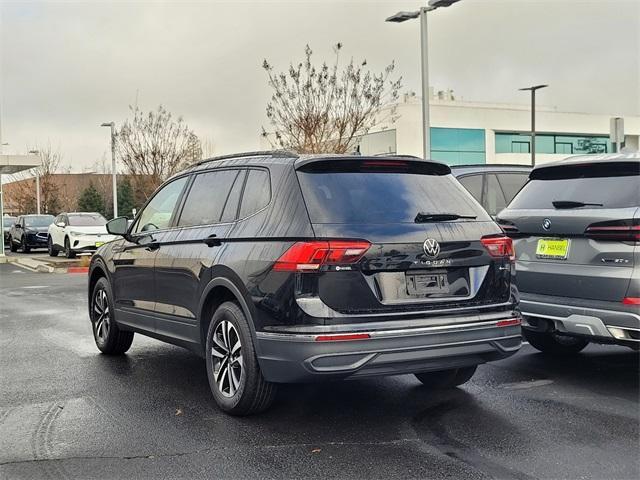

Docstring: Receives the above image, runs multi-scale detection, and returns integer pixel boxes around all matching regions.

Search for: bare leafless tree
[116,105,202,200]
[9,143,63,214]
[261,43,402,154]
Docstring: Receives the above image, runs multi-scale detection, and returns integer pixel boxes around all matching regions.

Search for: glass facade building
[495,132,611,155]
[356,124,619,166]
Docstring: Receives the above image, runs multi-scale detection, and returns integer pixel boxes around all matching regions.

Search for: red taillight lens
[315,333,371,342]
[622,297,640,306]
[496,318,521,327]
[481,235,515,262]
[273,240,371,272]
[585,219,640,242]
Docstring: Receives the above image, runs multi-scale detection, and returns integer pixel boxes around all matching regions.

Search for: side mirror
[15,224,22,229]
[106,216,129,236]
[56,222,65,228]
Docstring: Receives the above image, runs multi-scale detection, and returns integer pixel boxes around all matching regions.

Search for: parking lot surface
[1,263,638,480]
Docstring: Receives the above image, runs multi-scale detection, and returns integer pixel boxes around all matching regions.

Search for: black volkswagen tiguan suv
[89,151,521,415]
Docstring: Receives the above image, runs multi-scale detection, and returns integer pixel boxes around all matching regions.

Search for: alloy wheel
[93,288,110,342]
[211,320,243,397]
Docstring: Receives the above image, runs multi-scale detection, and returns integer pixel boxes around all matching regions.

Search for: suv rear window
[509,162,640,210]
[297,162,488,224]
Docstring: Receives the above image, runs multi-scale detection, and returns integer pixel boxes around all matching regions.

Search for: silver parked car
[497,153,639,351]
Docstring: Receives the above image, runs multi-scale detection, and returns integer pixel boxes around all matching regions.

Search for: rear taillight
[315,333,371,342]
[496,318,521,327]
[273,240,371,272]
[585,219,640,242]
[481,235,515,262]
[622,297,640,306]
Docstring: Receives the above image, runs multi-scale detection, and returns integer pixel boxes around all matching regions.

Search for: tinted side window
[239,169,271,218]
[220,170,246,223]
[178,170,238,227]
[457,174,483,204]
[485,174,507,216]
[497,173,529,204]
[134,176,188,233]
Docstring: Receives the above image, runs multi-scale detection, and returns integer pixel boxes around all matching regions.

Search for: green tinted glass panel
[496,132,611,154]
[431,127,485,153]
[430,128,485,165]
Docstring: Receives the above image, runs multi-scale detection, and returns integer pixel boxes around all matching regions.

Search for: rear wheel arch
[199,277,257,356]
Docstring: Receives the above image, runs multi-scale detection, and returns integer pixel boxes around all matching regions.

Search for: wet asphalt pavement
[1,262,639,480]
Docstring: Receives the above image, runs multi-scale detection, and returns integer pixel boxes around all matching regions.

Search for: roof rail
[195,150,299,166]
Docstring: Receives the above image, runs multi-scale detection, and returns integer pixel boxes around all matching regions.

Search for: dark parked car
[452,165,530,217]
[498,153,639,352]
[89,151,522,415]
[3,216,17,245]
[8,214,55,253]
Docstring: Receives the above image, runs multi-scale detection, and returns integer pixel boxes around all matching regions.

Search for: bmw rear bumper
[255,313,522,383]
[520,293,640,349]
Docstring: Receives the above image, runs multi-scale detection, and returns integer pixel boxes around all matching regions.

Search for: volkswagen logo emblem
[423,238,440,258]
[542,218,552,231]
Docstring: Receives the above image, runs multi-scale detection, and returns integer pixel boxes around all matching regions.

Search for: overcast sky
[1,0,639,171]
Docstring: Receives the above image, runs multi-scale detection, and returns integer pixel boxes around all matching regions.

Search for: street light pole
[101,122,117,218]
[419,7,431,160]
[519,84,548,167]
[386,0,461,160]
[28,150,41,214]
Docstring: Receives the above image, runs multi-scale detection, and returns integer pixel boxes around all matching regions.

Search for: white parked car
[48,212,117,258]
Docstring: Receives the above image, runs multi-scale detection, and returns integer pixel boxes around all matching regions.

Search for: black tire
[64,237,76,258]
[414,365,478,389]
[9,236,17,252]
[205,301,277,415]
[48,236,59,257]
[90,277,134,354]
[21,236,30,253]
[523,329,588,355]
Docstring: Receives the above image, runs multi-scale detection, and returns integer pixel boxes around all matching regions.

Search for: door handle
[145,243,160,252]
[203,234,221,247]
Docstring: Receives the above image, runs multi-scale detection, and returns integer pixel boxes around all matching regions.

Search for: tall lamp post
[28,150,41,214]
[101,122,117,218]
[386,0,461,161]
[519,84,548,166]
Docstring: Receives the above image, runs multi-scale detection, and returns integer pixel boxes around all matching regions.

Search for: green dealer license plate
[536,238,569,259]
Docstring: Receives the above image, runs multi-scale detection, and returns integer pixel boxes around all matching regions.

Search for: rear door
[498,160,639,302]
[295,158,512,315]
[153,168,242,341]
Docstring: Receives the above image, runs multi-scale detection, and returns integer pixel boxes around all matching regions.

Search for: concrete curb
[3,255,89,274]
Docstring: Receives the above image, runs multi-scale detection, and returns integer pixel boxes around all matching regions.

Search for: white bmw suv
[48,212,116,258]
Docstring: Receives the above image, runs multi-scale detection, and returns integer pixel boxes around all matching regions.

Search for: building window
[430,127,486,165]
[495,132,610,155]
[354,129,397,156]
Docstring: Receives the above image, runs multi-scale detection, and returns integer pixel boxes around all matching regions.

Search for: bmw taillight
[584,219,640,242]
[273,240,371,272]
[481,235,515,262]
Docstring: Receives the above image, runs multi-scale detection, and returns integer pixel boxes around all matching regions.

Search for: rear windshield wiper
[552,200,603,209]
[415,212,477,223]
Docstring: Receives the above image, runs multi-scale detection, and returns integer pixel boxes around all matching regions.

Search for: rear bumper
[520,293,640,348]
[256,314,522,383]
